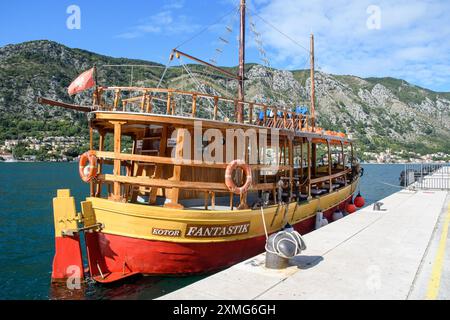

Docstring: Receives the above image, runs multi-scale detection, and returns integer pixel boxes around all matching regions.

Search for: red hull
[85,198,352,276]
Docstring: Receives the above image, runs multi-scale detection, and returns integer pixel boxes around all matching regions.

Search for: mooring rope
[260,206,269,240]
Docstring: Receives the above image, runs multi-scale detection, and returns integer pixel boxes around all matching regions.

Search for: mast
[237,0,246,123]
[310,33,316,130]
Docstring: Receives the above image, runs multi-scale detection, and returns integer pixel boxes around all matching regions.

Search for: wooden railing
[95,150,291,193]
[95,151,292,171]
[93,86,315,131]
[93,150,353,204]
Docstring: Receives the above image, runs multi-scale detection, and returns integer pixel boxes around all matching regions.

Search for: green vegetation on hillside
[1,40,449,161]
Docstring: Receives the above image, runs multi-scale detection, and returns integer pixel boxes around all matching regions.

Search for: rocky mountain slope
[1,40,449,156]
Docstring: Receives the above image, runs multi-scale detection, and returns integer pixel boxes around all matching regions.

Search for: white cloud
[252,0,450,91]
[116,4,200,40]
[163,0,185,10]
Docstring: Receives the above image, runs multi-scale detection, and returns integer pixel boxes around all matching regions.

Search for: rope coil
[265,229,307,259]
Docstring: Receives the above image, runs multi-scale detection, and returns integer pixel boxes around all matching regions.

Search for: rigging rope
[247,8,310,55]
[174,5,240,50]
[156,55,173,89]
[179,58,226,119]
[260,206,269,240]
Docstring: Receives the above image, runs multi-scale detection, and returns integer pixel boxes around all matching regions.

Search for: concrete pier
[160,169,450,300]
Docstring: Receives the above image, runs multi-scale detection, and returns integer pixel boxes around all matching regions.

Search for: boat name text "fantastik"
[152,228,182,237]
[185,222,250,238]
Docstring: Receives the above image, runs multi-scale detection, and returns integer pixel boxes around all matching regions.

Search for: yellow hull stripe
[85,181,357,243]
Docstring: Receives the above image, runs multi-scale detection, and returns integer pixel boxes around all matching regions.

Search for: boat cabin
[86,86,358,210]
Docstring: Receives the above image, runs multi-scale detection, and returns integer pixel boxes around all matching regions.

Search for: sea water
[0,162,404,299]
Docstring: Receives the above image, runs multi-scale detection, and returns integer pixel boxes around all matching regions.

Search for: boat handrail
[93,86,324,134]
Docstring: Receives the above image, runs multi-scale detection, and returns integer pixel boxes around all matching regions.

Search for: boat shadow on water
[49,273,209,300]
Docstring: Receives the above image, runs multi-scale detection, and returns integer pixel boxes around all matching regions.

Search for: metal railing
[400,163,450,190]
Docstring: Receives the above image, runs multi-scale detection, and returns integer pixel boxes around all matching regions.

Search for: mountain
[1,40,449,159]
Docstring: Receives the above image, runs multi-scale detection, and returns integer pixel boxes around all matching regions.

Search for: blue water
[0,163,404,299]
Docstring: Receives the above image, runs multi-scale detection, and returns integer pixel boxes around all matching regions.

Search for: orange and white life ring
[79,151,98,183]
[225,160,252,195]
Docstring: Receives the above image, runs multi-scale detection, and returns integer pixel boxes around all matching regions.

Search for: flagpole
[94,64,99,106]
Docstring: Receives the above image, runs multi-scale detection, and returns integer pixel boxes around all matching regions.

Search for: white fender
[315,211,329,229]
[332,210,344,221]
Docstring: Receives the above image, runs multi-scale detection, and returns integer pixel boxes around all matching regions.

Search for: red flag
[68,68,95,95]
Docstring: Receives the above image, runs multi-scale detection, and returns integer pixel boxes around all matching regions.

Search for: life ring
[225,160,252,195]
[79,151,98,183]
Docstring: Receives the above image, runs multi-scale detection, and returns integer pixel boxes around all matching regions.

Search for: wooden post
[307,139,312,199]
[111,121,125,201]
[213,96,219,120]
[237,0,246,123]
[273,108,278,128]
[89,124,93,150]
[166,92,172,114]
[238,130,249,210]
[140,91,147,112]
[312,143,317,176]
[327,140,333,192]
[149,126,168,204]
[229,192,234,210]
[95,131,105,197]
[113,89,120,111]
[211,192,216,210]
[191,94,197,117]
[249,103,253,124]
[204,192,209,210]
[164,128,185,209]
[350,142,354,181]
[350,142,354,163]
[89,123,94,196]
[310,33,315,130]
[300,139,303,182]
[289,137,294,199]
[97,87,104,108]
[341,141,347,186]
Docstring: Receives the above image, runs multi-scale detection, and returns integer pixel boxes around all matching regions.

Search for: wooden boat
[42,0,363,283]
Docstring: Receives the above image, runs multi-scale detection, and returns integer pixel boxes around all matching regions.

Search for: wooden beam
[149,125,168,204]
[166,92,172,114]
[165,128,185,208]
[98,174,276,193]
[327,140,333,192]
[310,169,351,184]
[307,140,312,199]
[111,121,125,200]
[289,138,294,198]
[37,97,93,113]
[100,174,228,191]
[95,150,292,171]
[113,89,121,110]
[191,94,197,117]
[172,49,239,80]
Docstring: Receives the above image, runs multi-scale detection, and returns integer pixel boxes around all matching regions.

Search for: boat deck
[159,179,450,299]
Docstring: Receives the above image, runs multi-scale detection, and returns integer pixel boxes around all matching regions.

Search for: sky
[0,0,449,92]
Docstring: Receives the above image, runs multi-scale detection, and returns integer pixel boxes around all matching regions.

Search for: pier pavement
[160,168,450,300]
